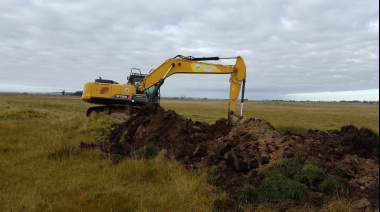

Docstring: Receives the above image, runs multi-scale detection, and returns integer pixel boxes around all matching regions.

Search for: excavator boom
[136,55,247,124]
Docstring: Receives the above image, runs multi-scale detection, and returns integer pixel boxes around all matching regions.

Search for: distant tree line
[61,90,82,96]
[164,97,379,104]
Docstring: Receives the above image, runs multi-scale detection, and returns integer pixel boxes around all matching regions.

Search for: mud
[93,104,379,211]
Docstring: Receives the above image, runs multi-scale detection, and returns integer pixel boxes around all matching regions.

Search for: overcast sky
[0,0,378,101]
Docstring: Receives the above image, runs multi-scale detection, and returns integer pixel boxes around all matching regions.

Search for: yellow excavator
[82,55,247,125]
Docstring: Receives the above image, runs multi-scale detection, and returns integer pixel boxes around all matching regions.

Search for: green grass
[134,143,158,158]
[320,176,343,195]
[295,164,326,187]
[242,152,344,205]
[267,152,311,178]
[242,173,308,203]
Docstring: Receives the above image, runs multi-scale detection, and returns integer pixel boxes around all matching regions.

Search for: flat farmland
[161,99,379,135]
[1,95,378,134]
[0,94,378,211]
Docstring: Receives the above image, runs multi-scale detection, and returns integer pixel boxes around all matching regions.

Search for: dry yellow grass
[0,94,219,211]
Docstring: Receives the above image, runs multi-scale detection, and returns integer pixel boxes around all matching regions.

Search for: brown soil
[89,103,379,211]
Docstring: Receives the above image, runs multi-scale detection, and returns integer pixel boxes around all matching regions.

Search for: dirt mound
[103,103,231,159]
[96,104,379,211]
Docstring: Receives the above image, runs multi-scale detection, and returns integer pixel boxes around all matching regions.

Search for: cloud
[283,89,379,101]
[0,0,378,100]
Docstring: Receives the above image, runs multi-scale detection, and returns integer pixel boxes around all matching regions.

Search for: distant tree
[62,90,65,95]
[73,91,83,96]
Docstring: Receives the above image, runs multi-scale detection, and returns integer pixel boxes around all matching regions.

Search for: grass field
[0,94,378,211]
[161,99,379,135]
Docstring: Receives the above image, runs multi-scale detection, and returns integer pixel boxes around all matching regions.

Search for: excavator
[82,55,247,125]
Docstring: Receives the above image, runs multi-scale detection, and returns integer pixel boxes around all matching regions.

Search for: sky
[0,0,378,101]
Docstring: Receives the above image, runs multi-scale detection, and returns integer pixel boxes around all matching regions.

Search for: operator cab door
[128,74,145,86]
[128,74,158,101]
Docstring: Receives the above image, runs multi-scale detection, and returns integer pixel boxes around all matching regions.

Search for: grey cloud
[0,0,378,100]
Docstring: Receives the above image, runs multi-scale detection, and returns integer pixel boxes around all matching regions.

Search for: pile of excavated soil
[91,104,379,211]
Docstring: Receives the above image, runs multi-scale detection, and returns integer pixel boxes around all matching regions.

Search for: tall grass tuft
[134,143,158,158]
[268,152,310,178]
[0,109,48,119]
[320,197,353,212]
[47,144,79,160]
[242,174,307,203]
[295,164,326,186]
[320,176,343,195]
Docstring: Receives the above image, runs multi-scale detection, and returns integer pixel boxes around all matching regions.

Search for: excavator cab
[127,68,146,85]
[127,68,159,102]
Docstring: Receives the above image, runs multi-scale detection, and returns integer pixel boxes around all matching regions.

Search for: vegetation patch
[47,144,79,160]
[267,152,310,178]
[319,197,353,212]
[241,186,259,202]
[0,146,22,154]
[242,174,307,202]
[52,114,120,135]
[242,152,342,205]
[0,109,48,119]
[134,143,158,158]
[110,154,124,163]
[319,176,343,195]
[267,152,330,189]
[295,164,326,186]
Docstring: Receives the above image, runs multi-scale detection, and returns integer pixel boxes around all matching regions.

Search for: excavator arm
[136,55,247,125]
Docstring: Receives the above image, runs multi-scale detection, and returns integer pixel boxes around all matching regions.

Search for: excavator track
[86,105,140,119]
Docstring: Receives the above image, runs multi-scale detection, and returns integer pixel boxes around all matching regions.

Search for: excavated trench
[82,103,379,211]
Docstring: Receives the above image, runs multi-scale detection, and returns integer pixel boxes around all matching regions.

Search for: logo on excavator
[124,88,129,93]
[100,87,109,94]
[192,63,217,72]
